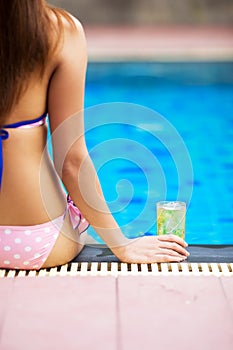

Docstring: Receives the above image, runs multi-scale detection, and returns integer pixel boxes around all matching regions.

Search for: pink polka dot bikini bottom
[0,197,89,270]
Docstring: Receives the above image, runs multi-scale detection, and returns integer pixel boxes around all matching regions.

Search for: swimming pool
[84,62,233,245]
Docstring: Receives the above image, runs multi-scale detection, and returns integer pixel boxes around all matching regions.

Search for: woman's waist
[0,182,67,225]
[0,195,89,235]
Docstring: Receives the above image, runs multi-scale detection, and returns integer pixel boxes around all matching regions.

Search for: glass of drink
[157,201,186,239]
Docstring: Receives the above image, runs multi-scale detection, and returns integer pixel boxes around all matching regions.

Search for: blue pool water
[84,62,233,244]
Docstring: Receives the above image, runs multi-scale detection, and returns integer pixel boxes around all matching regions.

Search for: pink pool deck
[0,275,233,350]
[85,25,233,61]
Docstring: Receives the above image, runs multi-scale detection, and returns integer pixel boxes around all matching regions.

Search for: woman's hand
[111,234,189,264]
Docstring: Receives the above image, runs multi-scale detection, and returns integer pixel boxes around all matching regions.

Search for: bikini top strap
[3,112,47,129]
[0,112,47,189]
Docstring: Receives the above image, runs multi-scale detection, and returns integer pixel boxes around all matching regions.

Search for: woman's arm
[48,17,128,248]
[48,16,189,262]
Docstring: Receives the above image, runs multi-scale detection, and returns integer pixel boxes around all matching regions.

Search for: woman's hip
[0,196,89,270]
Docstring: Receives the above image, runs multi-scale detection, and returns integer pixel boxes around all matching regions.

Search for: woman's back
[0,3,74,226]
[0,70,66,225]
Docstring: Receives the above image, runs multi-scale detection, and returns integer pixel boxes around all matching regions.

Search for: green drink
[157,201,186,239]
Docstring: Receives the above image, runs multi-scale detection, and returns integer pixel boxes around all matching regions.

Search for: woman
[0,1,189,270]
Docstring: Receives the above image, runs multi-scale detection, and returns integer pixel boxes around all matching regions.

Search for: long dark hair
[0,0,74,124]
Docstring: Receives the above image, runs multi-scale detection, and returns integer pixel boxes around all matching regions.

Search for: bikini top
[0,112,47,188]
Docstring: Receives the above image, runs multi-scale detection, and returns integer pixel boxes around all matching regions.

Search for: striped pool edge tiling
[0,262,232,278]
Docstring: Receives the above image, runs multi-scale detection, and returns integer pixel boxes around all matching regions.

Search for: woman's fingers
[156,246,187,258]
[157,234,188,247]
[156,254,187,263]
[158,240,189,257]
[133,252,187,264]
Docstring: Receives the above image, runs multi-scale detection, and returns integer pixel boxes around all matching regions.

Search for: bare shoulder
[61,14,87,65]
[49,9,87,63]
[59,12,86,48]
[64,13,84,33]
[47,10,88,130]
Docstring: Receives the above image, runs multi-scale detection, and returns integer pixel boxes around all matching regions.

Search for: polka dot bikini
[0,198,89,270]
[0,216,64,270]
